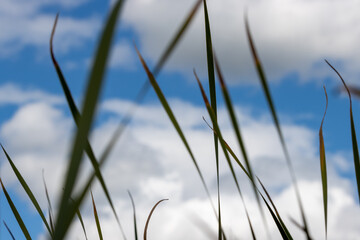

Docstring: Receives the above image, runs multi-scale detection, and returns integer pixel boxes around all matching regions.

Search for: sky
[1,0,360,239]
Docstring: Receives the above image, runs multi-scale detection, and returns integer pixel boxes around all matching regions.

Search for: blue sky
[1,0,360,239]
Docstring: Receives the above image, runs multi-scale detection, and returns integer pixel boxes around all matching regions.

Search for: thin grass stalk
[245,14,311,239]
[325,60,360,204]
[195,71,256,239]
[319,86,328,239]
[3,221,16,240]
[42,170,55,234]
[1,145,53,238]
[128,190,139,240]
[50,14,126,239]
[0,178,32,240]
[143,199,168,240]
[91,191,103,240]
[53,2,124,239]
[202,1,221,239]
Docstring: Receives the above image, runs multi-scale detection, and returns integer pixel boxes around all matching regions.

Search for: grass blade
[53,1,124,239]
[143,199,168,240]
[50,13,126,239]
[135,46,217,216]
[203,1,221,239]
[3,221,16,240]
[0,178,32,240]
[42,170,55,234]
[1,145,53,238]
[91,191,103,240]
[257,178,293,240]
[73,198,89,240]
[325,60,360,203]
[128,190,139,240]
[245,14,311,239]
[195,71,256,240]
[319,86,328,238]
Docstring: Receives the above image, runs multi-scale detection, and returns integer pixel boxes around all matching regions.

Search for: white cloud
[0,0,100,57]
[109,40,136,69]
[0,84,63,105]
[1,89,359,239]
[122,0,360,84]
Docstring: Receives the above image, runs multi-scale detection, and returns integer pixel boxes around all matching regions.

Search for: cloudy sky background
[1,0,360,239]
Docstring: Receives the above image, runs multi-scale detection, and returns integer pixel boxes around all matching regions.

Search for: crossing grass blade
[214,54,270,236]
[74,203,88,240]
[202,1,221,239]
[91,191,103,240]
[195,71,256,240]
[319,86,328,238]
[3,221,16,240]
[143,199,168,240]
[325,60,360,203]
[53,1,124,239]
[135,46,218,216]
[128,190,139,240]
[245,14,311,239]
[257,178,293,240]
[0,178,32,240]
[50,13,126,239]
[42,170,55,234]
[1,145,53,238]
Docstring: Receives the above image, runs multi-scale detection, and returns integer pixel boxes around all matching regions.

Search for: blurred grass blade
[1,145,53,237]
[104,0,203,152]
[289,217,313,240]
[195,71,256,240]
[319,86,328,238]
[135,46,217,215]
[257,178,293,240]
[50,13,126,239]
[3,221,16,240]
[203,1,221,239]
[0,178,32,240]
[214,55,270,236]
[42,170,55,234]
[54,1,124,239]
[91,191,103,240]
[128,190,139,240]
[144,199,168,240]
[245,14,311,239]
[325,60,360,203]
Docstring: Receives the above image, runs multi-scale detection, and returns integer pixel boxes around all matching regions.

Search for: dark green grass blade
[325,60,360,203]
[50,13,126,239]
[319,86,328,238]
[3,221,16,240]
[195,72,256,240]
[289,217,313,240]
[1,145,53,237]
[73,200,88,240]
[245,15,311,239]
[53,2,124,239]
[42,170,55,234]
[135,46,217,214]
[257,178,293,240]
[214,55,270,236]
[128,190,139,240]
[91,191,103,240]
[0,178,32,240]
[202,1,221,239]
[143,199,168,240]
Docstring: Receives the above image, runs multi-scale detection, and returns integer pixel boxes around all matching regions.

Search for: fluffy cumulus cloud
[122,0,360,84]
[0,85,359,239]
[0,0,100,57]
